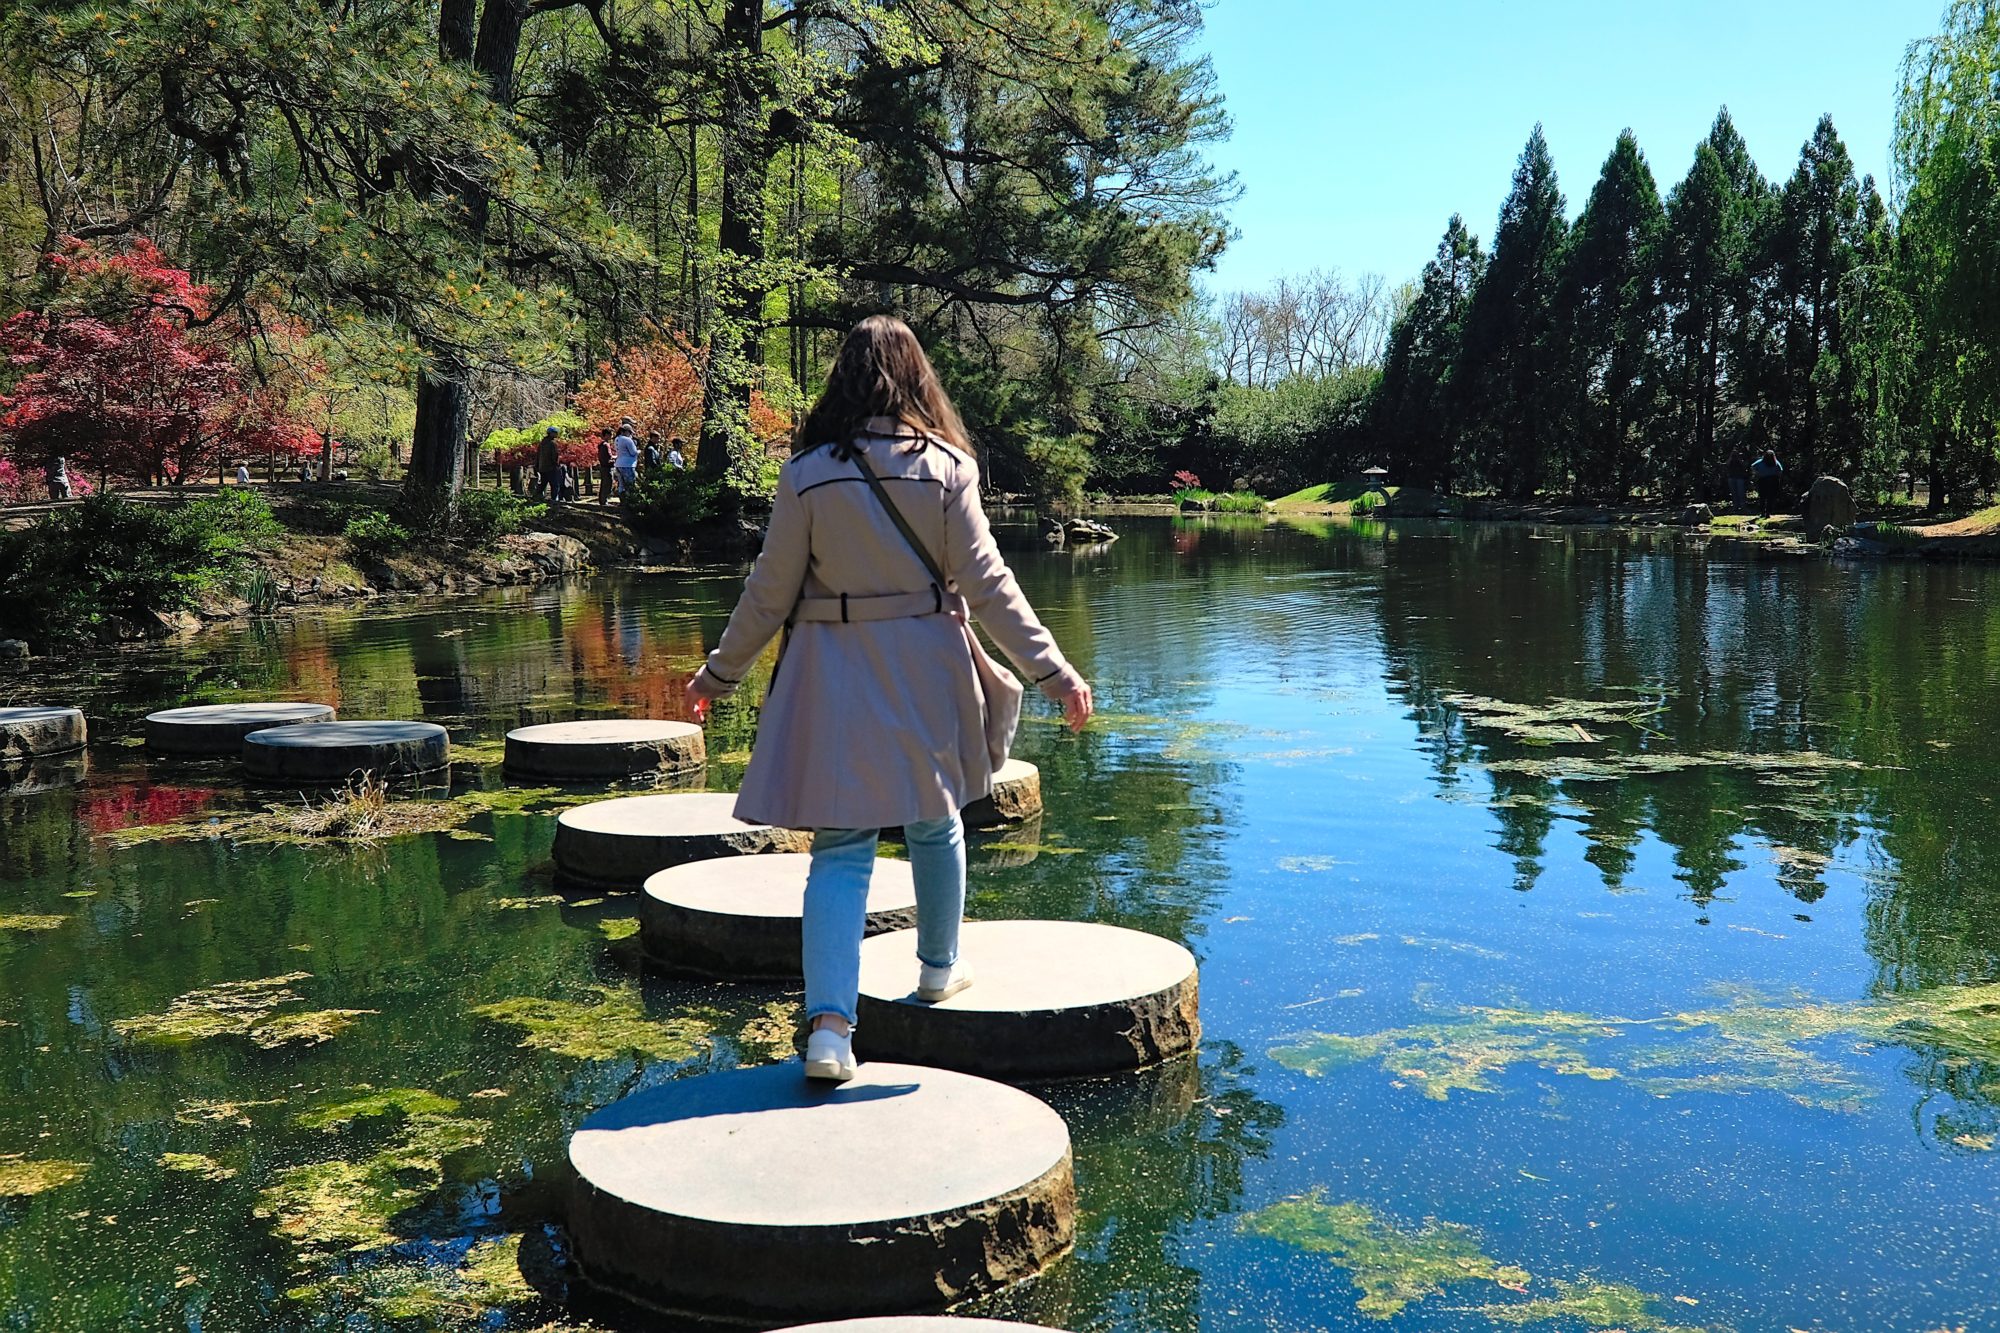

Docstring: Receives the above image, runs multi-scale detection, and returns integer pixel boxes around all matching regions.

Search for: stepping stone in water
[241,720,450,784]
[553,792,811,892]
[775,1321,1073,1332]
[503,718,705,781]
[772,1312,1072,1320]
[0,706,86,769]
[567,1061,1075,1321]
[856,920,1200,1080]
[145,702,335,756]
[639,852,917,979]
[963,759,1042,828]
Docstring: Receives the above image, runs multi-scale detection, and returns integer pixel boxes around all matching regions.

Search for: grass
[1213,490,1268,513]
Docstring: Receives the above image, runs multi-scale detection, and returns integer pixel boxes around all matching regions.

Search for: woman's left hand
[684,669,724,723]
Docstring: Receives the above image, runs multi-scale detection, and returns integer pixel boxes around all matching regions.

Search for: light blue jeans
[804,814,965,1027]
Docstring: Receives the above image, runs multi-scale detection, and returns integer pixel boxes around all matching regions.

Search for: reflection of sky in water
[0,516,1995,1331]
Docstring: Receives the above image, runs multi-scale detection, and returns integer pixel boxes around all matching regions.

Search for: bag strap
[851,443,952,596]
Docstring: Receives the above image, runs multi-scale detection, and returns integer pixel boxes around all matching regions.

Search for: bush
[1349,490,1385,513]
[453,489,545,547]
[1213,491,1267,513]
[623,465,723,535]
[343,510,411,558]
[351,441,397,481]
[0,490,277,642]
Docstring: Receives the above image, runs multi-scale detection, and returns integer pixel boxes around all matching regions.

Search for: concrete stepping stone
[856,920,1200,1080]
[145,702,335,756]
[553,792,811,891]
[0,706,86,767]
[777,1321,1072,1332]
[772,1312,1072,1320]
[639,852,917,979]
[504,718,705,781]
[241,720,450,784]
[963,758,1043,828]
[567,1061,1074,1321]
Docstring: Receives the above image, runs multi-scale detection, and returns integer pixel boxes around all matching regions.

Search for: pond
[2,514,1997,1332]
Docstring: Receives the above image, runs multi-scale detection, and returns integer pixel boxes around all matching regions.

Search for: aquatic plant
[295,1088,461,1132]
[737,1000,802,1062]
[597,917,640,941]
[0,914,67,932]
[159,1152,236,1181]
[257,1112,488,1253]
[0,1156,89,1196]
[1240,1193,1530,1318]
[1443,693,1669,745]
[1479,1279,1712,1331]
[113,972,372,1048]
[471,987,714,1063]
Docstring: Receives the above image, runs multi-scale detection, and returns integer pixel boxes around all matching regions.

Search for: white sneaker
[803,1027,856,1081]
[917,959,974,1003]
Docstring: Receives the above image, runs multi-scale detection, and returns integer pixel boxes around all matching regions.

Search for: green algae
[471,987,714,1063]
[295,1088,461,1131]
[0,914,67,932]
[159,1152,236,1181]
[737,1000,801,1061]
[1479,749,1862,785]
[596,917,640,941]
[1240,1192,1530,1318]
[1270,982,2000,1109]
[0,1156,89,1196]
[1444,693,1668,745]
[490,894,565,910]
[983,840,1086,857]
[1480,1279,1715,1331]
[256,1113,488,1254]
[113,972,372,1048]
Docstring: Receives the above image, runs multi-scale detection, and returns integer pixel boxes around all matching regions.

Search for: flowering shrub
[1171,469,1202,490]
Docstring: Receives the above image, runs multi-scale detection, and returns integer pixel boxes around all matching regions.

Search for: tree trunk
[409,351,472,501]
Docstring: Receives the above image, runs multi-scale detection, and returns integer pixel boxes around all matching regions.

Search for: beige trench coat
[698,420,1081,831]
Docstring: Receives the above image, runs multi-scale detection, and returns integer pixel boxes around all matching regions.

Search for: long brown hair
[794,315,972,459]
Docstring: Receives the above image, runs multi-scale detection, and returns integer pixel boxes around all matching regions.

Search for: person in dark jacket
[536,426,563,503]
[1725,449,1751,509]
[1751,449,1784,517]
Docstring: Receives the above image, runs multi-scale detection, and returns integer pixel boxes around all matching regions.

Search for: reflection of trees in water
[971,1044,1284,1332]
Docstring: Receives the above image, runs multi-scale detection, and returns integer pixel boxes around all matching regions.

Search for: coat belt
[791,588,965,624]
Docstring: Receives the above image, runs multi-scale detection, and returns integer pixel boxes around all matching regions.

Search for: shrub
[623,465,723,535]
[1349,490,1385,513]
[1213,491,1267,513]
[453,489,545,547]
[0,490,277,642]
[343,511,410,559]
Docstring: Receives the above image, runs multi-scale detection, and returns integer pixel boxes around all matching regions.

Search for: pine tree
[1560,130,1666,500]
[1659,109,1771,499]
[1458,126,1569,499]
[1374,215,1484,491]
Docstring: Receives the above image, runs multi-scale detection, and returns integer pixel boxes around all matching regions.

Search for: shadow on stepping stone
[553,792,811,892]
[856,920,1200,1081]
[639,853,917,979]
[504,719,705,781]
[145,702,334,756]
[567,1061,1075,1322]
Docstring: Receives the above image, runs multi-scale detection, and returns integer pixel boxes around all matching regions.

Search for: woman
[684,315,1093,1081]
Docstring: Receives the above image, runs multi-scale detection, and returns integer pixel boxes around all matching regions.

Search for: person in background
[666,436,686,470]
[643,431,664,473]
[596,427,616,504]
[46,456,70,500]
[1751,448,1784,518]
[536,425,563,503]
[683,314,1094,1083]
[613,423,639,499]
[1725,449,1750,510]
[234,461,251,486]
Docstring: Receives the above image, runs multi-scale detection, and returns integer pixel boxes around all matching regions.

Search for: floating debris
[1443,694,1668,746]
[0,1156,89,1197]
[471,987,714,1063]
[102,783,593,850]
[113,973,372,1048]
[1240,1193,1529,1318]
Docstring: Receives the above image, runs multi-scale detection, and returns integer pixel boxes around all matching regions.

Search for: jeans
[803,814,965,1027]
[1728,477,1747,507]
[616,465,637,495]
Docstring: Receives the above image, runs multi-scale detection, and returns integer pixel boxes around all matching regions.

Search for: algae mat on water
[113,973,373,1048]
[1270,982,2000,1113]
[1242,1193,1720,1329]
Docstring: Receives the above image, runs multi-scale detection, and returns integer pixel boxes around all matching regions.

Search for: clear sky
[1196,0,1946,292]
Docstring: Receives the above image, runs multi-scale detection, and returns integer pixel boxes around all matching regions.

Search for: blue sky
[1196,0,1946,292]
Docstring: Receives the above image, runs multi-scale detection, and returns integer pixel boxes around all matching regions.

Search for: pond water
[3,515,1998,1332]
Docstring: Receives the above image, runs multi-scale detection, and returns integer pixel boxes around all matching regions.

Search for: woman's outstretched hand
[1057,677,1093,733]
[684,669,724,724]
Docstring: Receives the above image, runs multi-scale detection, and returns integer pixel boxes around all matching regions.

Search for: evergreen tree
[1374,215,1484,491]
[1658,109,1770,499]
[1560,129,1666,500]
[1458,126,1569,499]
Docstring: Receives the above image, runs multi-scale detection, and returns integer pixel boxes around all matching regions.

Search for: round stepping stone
[567,1061,1075,1321]
[963,759,1043,828]
[241,720,450,784]
[0,706,86,767]
[145,702,335,756]
[856,920,1200,1080]
[553,792,812,891]
[777,1321,1072,1332]
[639,853,918,979]
[772,1312,1072,1320]
[504,719,705,781]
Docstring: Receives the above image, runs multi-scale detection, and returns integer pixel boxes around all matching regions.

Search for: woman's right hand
[1049,675,1093,733]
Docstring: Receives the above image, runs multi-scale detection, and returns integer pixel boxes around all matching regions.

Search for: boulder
[1679,504,1714,527]
[1038,516,1066,547]
[0,640,29,665]
[1063,518,1117,544]
[1177,496,1213,513]
[1803,476,1856,537]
